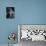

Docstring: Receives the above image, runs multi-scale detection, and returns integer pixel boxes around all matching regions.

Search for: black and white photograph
[6,7,15,19]
[18,25,46,46]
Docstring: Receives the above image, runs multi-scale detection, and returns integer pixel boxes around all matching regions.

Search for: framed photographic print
[18,24,46,41]
[6,7,15,19]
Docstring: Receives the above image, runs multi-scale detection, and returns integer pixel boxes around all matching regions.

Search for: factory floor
[0,40,46,46]
[19,39,46,46]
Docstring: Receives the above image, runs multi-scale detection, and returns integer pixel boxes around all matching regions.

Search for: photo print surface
[6,7,15,19]
[18,25,46,41]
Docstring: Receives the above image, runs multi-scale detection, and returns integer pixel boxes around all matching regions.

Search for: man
[6,7,15,18]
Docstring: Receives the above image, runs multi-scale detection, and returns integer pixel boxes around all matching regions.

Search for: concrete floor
[19,40,46,46]
[0,40,46,46]
[0,44,18,46]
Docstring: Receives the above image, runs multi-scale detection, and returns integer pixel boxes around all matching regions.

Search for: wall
[0,0,46,44]
[0,0,17,44]
[16,0,46,24]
